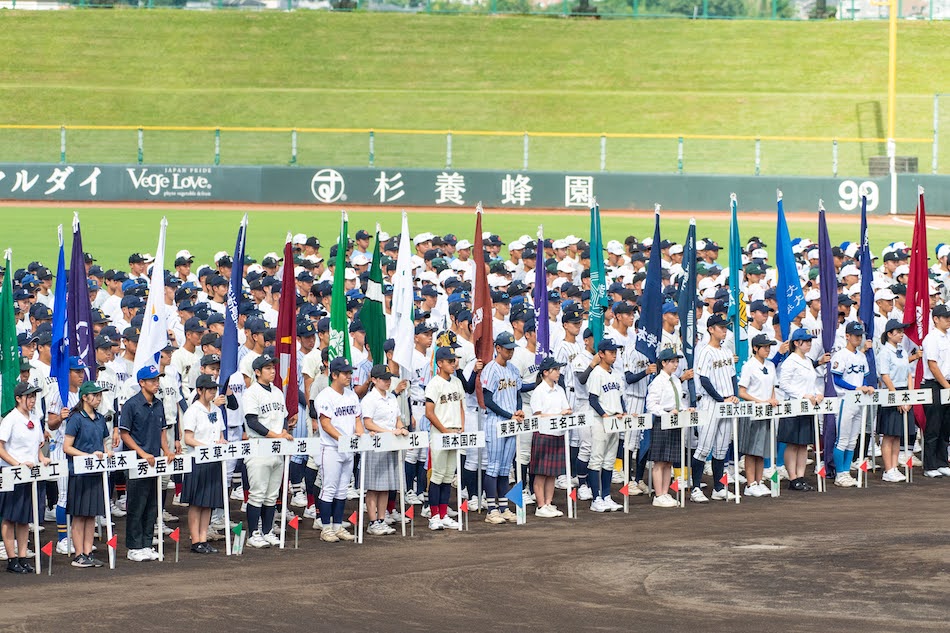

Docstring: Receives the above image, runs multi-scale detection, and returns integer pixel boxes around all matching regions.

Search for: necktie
[671,375,681,410]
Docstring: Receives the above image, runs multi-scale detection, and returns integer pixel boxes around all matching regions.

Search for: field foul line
[891,216,944,230]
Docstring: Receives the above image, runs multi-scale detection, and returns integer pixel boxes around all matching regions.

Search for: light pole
[887,0,898,215]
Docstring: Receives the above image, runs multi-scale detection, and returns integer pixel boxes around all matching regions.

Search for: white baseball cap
[292,233,307,245]
[556,259,574,273]
[938,244,950,260]
[343,268,359,281]
[805,289,820,302]
[894,264,910,277]
[751,248,769,260]
[413,232,434,246]
[552,239,569,250]
[455,239,472,251]
[487,274,508,288]
[669,244,683,256]
[509,239,526,252]
[839,264,860,279]
[565,234,581,245]
[175,250,193,260]
[847,283,861,297]
[606,240,625,256]
[874,288,896,302]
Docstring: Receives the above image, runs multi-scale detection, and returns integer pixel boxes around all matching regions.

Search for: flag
[405,505,415,519]
[619,483,630,496]
[391,211,415,373]
[588,198,607,347]
[533,224,549,364]
[231,522,244,536]
[0,249,17,415]
[275,235,298,416]
[635,205,663,362]
[677,218,697,406]
[40,541,53,557]
[775,190,805,342]
[328,211,351,363]
[504,482,524,508]
[727,194,748,374]
[289,515,299,529]
[348,511,358,526]
[220,214,247,395]
[818,202,839,474]
[132,217,168,375]
[50,225,69,403]
[363,224,387,365]
[107,534,117,549]
[471,203,494,407]
[68,214,95,380]
[169,527,180,543]
[903,186,929,429]
[857,195,878,386]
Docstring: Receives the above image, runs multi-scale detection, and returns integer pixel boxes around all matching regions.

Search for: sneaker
[546,504,564,517]
[750,483,769,497]
[247,531,270,548]
[116,496,127,511]
[313,518,352,530]
[523,492,536,506]
[778,466,790,480]
[445,507,459,518]
[652,494,678,508]
[162,510,179,523]
[172,493,187,507]
[636,480,651,495]
[611,470,624,484]
[743,484,758,497]
[882,468,906,483]
[628,482,645,496]
[924,469,944,478]
[207,528,225,542]
[484,510,506,525]
[602,496,623,511]
[335,527,356,541]
[303,505,317,519]
[28,523,44,533]
[263,531,282,546]
[110,503,127,518]
[939,467,950,477]
[913,455,923,467]
[703,461,713,476]
[145,547,161,560]
[56,539,75,555]
[577,484,593,501]
[154,524,173,536]
[127,549,149,562]
[590,498,610,513]
[88,556,105,567]
[44,508,57,522]
[290,491,307,508]
[0,543,6,561]
[555,475,569,490]
[762,466,776,481]
[727,471,747,485]
[441,516,461,529]
[387,510,409,525]
[72,554,94,568]
[466,497,480,512]
[6,559,27,574]
[421,505,432,519]
[870,443,882,458]
[834,473,857,488]
[405,491,420,505]
[711,488,736,501]
[380,523,397,535]
[366,522,385,536]
[428,517,445,531]
[320,528,340,543]
[690,488,709,503]
[346,485,359,500]
[230,487,245,501]
[535,505,558,518]
[500,508,518,522]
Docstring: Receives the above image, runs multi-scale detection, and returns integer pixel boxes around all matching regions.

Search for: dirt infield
[2,474,949,633]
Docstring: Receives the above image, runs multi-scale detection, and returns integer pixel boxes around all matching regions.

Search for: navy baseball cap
[707,314,729,329]
[657,347,683,362]
[749,300,773,314]
[494,332,517,349]
[415,322,436,335]
[845,321,865,336]
[435,347,458,362]
[184,317,207,333]
[751,333,776,348]
[597,338,621,352]
[329,357,354,373]
[252,353,276,371]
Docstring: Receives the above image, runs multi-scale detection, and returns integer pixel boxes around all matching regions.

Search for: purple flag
[533,225,550,363]
[817,203,837,476]
[68,214,95,380]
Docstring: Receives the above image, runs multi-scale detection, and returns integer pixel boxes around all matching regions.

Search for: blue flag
[533,225,550,364]
[68,214,95,380]
[504,482,524,509]
[50,225,69,404]
[728,194,747,375]
[818,203,839,475]
[775,190,805,342]
[220,214,247,394]
[857,195,878,386]
[677,219,697,406]
[588,199,607,347]
[635,207,663,363]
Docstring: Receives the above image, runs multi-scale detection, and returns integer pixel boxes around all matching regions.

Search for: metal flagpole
[31,481,41,574]
[101,471,115,568]
[279,455,290,549]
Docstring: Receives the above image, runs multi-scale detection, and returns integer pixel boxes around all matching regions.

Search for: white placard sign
[73,450,138,474]
[603,414,652,433]
[659,409,711,431]
[437,432,486,450]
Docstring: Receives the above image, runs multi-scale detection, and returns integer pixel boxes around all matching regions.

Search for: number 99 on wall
[838,180,879,212]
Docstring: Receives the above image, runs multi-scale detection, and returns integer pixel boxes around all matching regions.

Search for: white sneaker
[555,475,569,490]
[420,505,432,519]
[577,484,593,501]
[440,516,461,529]
[523,492,536,506]
[110,502,127,518]
[366,522,385,536]
[145,547,160,560]
[590,498,610,513]
[882,468,906,483]
[466,498,480,512]
[835,473,857,488]
[484,510,506,525]
[938,467,950,477]
[290,491,307,508]
[924,469,943,478]
[162,510,179,523]
[320,528,339,543]
[247,531,270,548]
[652,494,678,508]
[711,488,736,501]
[535,505,558,518]
[263,531,282,546]
[727,471,747,485]
[56,539,75,555]
[304,505,317,519]
[387,510,409,525]
[29,523,44,533]
[312,518,352,530]
[636,480,652,495]
[602,496,623,512]
[611,470,624,484]
[445,507,459,518]
[778,466,790,480]
[116,496,127,512]
[703,462,713,476]
[690,488,709,503]
[762,466,776,481]
[546,504,564,517]
[850,460,862,472]
[44,508,57,522]
[172,493,187,507]
[230,487,245,501]
[209,517,227,531]
[0,543,6,560]
[346,485,359,500]
[127,548,149,562]
[628,482,645,496]
[405,491,421,505]
[428,517,444,531]
[743,484,758,497]
[154,524,173,536]
[870,443,882,457]
[746,483,767,498]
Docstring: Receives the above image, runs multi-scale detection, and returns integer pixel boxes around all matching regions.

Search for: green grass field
[1,12,949,175]
[2,206,926,272]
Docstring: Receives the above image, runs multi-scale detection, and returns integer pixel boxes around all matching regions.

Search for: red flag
[276,237,299,416]
[459,501,468,514]
[471,204,494,408]
[670,479,680,493]
[817,464,826,477]
[107,535,118,549]
[289,515,299,530]
[903,187,930,430]
[405,505,415,519]
[859,460,869,473]
[619,483,629,496]
[41,541,53,557]
[169,527,180,543]
[348,511,357,526]
[569,488,577,501]
[719,474,729,486]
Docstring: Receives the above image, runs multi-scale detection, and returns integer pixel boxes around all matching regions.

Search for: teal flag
[329,211,351,363]
[0,250,18,416]
[588,199,607,347]
[362,224,386,365]
[727,194,747,374]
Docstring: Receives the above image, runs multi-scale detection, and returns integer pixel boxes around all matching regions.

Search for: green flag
[0,250,18,416]
[232,522,243,535]
[329,211,352,363]
[362,224,386,365]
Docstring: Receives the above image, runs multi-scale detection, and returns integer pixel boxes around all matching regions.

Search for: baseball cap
[749,300,773,314]
[195,374,219,390]
[370,364,398,380]
[14,383,41,398]
[707,314,729,329]
[184,317,207,333]
[414,322,436,335]
[434,347,458,362]
[328,357,354,373]
[932,304,950,318]
[252,354,276,371]
[78,381,105,398]
[494,332,517,349]
[94,335,118,349]
[538,356,566,373]
[657,348,683,363]
[200,353,221,367]
[845,321,865,336]
[136,365,162,381]
[751,333,776,348]
[597,338,621,352]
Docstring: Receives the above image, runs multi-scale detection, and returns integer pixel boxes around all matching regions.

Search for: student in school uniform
[737,334,780,497]
[63,382,111,568]
[181,374,227,554]
[645,348,686,508]
[530,356,571,518]
[360,364,406,537]
[778,328,829,491]
[0,383,45,574]
[876,319,922,482]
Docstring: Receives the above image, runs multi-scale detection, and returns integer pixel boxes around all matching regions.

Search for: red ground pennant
[719,474,729,486]
[569,488,577,501]
[859,460,869,473]
[816,463,827,477]
[107,535,118,549]
[41,541,53,557]
[348,511,358,526]
[619,483,630,496]
[405,505,415,519]
[670,479,680,493]
[289,515,299,530]
[459,501,468,514]
[904,455,915,468]
[169,528,180,543]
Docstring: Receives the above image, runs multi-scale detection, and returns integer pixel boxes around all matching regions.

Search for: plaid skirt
[649,428,682,466]
[181,462,224,509]
[363,451,400,491]
[67,474,106,518]
[529,433,565,477]
[0,483,33,525]
[777,415,815,446]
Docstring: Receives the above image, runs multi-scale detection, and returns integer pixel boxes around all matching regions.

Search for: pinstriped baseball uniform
[482,359,521,477]
[692,343,736,461]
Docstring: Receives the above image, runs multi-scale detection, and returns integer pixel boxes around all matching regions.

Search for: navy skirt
[529,433,566,477]
[0,483,34,525]
[67,474,106,518]
[649,428,682,466]
[777,415,815,446]
[878,406,912,438]
[181,461,224,509]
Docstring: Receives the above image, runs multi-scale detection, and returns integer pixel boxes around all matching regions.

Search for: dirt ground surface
[2,472,949,633]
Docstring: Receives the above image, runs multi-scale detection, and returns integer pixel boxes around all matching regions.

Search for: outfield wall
[1,163,947,214]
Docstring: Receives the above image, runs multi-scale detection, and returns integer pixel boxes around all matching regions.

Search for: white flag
[133,217,168,375]
[391,211,415,372]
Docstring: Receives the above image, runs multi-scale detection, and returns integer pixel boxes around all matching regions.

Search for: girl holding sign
[778,329,828,491]
[360,365,406,536]
[645,348,685,508]
[737,334,780,498]
[181,374,227,553]
[530,357,571,518]
[63,382,111,568]
[876,319,921,482]
[0,383,45,574]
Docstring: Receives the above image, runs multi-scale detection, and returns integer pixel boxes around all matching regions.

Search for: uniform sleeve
[316,392,334,419]
[181,407,199,434]
[830,351,845,376]
[423,379,439,404]
[876,349,893,377]
[243,387,261,417]
[737,363,753,390]
[360,392,377,420]
[0,417,13,444]
[63,414,81,438]
[586,368,604,397]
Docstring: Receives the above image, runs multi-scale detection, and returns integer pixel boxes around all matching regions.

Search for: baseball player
[586,338,625,512]
[482,332,525,525]
[829,321,874,488]
[424,346,465,531]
